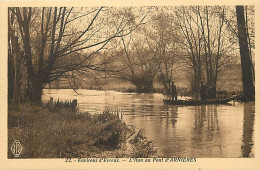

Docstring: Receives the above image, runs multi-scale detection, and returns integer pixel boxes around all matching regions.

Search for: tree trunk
[207,83,216,99]
[133,79,154,93]
[191,70,201,98]
[159,71,171,95]
[12,37,22,105]
[236,6,255,100]
[143,80,154,93]
[9,35,23,106]
[161,79,171,95]
[31,79,44,105]
[8,53,15,105]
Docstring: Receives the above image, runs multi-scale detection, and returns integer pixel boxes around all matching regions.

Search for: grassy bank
[8,104,156,158]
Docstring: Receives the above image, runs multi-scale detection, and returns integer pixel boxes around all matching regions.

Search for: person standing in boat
[171,81,177,100]
[200,80,207,101]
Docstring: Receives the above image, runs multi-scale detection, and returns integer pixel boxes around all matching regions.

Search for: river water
[42,89,255,158]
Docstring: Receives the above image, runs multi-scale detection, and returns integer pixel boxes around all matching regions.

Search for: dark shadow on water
[242,102,255,157]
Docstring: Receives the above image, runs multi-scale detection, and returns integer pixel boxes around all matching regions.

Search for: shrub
[8,104,130,158]
[129,129,157,158]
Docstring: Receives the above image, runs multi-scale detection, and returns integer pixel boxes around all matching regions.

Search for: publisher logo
[11,140,23,157]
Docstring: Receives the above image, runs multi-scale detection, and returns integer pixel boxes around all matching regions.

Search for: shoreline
[8,103,157,158]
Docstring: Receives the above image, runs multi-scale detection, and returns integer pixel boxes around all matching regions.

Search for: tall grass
[8,104,130,158]
[8,104,156,158]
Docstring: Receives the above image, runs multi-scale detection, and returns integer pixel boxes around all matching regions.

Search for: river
[42,89,255,158]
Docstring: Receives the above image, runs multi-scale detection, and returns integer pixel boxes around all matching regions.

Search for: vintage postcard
[0,0,259,169]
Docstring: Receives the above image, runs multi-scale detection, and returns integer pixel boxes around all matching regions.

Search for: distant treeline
[8,6,255,106]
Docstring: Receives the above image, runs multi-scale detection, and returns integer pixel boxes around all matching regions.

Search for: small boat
[163,96,236,106]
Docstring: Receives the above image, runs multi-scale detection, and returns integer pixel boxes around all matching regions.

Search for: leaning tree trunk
[236,6,255,100]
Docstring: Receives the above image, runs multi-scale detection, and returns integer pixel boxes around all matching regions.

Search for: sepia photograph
[1,1,259,169]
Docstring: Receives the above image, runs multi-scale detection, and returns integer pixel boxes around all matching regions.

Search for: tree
[175,6,228,98]
[222,6,255,80]
[175,6,204,95]
[108,30,159,93]
[8,9,25,105]
[9,7,147,105]
[236,6,255,100]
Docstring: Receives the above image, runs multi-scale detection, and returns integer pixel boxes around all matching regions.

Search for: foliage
[129,129,157,158]
[8,7,148,104]
[8,6,255,102]
[8,104,130,158]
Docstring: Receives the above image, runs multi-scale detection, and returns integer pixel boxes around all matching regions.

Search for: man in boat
[171,81,177,100]
[200,81,207,101]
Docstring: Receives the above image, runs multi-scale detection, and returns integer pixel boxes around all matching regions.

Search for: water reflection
[42,89,255,158]
[168,105,178,128]
[242,102,255,157]
[191,105,222,157]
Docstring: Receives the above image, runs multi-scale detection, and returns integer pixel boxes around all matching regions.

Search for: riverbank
[8,104,157,158]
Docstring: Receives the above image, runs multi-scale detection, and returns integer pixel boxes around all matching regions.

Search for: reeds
[102,108,124,120]
[45,97,78,113]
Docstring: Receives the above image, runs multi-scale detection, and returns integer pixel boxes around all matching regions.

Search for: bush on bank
[8,104,130,158]
[8,104,156,158]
